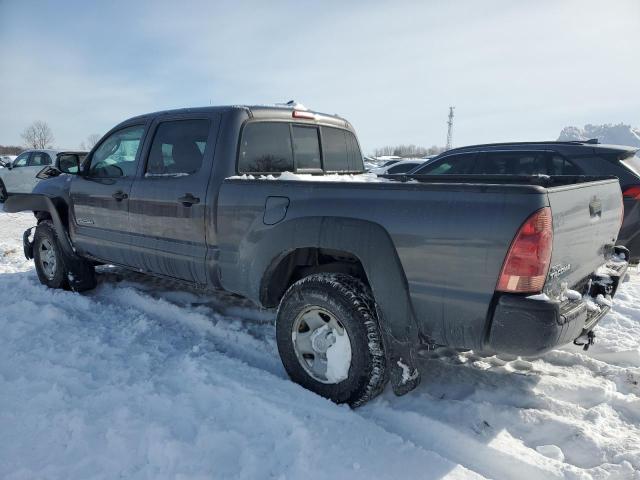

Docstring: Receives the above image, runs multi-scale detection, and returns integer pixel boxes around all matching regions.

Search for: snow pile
[559,123,640,147]
[324,327,352,383]
[1,208,640,479]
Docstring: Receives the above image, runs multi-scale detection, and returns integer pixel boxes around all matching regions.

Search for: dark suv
[409,140,640,262]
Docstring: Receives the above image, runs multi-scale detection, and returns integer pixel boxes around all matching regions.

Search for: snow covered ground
[1,208,639,480]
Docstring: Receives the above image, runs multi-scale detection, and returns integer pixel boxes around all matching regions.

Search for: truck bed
[217,174,623,352]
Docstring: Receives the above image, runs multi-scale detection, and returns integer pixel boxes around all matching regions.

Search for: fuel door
[263,196,290,225]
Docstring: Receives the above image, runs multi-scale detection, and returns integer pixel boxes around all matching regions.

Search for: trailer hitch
[574,330,596,351]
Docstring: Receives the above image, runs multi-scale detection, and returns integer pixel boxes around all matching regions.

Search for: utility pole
[446,106,455,150]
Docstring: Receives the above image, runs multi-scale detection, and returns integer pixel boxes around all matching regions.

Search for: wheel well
[261,248,369,308]
[34,199,69,229]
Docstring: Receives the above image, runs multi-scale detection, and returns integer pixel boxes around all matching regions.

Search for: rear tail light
[623,185,640,200]
[497,207,553,293]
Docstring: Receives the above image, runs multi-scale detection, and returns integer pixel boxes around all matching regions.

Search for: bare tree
[21,121,54,149]
[81,133,102,150]
[373,144,445,158]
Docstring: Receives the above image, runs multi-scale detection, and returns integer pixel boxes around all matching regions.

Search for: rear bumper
[486,253,629,356]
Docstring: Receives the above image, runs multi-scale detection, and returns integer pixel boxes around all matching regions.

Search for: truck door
[126,114,218,284]
[69,124,147,264]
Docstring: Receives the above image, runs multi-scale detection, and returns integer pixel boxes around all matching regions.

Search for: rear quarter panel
[216,179,548,350]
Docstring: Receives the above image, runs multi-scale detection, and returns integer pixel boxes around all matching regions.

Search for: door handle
[178,193,200,206]
[112,190,128,201]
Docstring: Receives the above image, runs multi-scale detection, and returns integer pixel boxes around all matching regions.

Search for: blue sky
[1,0,638,153]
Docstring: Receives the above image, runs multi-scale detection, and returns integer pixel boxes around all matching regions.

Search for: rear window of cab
[238,121,364,174]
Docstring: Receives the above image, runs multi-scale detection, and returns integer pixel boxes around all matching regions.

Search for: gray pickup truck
[5,104,630,406]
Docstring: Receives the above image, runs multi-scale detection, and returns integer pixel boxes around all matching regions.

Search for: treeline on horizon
[0,145,22,155]
[372,144,445,158]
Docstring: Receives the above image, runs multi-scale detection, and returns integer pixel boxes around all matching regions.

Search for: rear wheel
[276,273,387,407]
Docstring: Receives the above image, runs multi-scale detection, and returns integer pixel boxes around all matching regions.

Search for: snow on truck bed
[1,209,640,480]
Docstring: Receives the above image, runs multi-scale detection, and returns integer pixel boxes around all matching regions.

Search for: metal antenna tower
[446,106,455,150]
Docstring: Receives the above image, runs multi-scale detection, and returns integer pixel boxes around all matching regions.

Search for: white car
[0,149,60,202]
[370,159,428,175]
[0,155,16,168]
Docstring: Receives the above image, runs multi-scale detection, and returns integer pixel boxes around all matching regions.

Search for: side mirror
[57,154,81,174]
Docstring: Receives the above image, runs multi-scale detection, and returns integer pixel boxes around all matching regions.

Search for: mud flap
[64,255,97,292]
[374,300,422,396]
[23,227,35,260]
[385,338,421,396]
[390,357,421,396]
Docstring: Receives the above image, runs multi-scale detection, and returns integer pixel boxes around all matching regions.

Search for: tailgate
[545,178,623,294]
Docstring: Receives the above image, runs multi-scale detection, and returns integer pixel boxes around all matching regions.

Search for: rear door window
[28,152,51,167]
[146,119,210,176]
[292,126,321,171]
[239,122,293,173]
[416,153,476,174]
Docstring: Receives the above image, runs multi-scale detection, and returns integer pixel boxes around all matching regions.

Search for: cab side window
[146,119,210,176]
[89,126,145,178]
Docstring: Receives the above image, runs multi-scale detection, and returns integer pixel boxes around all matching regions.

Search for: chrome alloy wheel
[38,238,58,279]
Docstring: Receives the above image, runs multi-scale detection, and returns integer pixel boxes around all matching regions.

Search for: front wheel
[33,221,68,289]
[33,220,97,291]
[276,273,387,407]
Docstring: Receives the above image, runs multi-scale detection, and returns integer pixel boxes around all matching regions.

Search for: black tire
[276,273,387,407]
[33,220,96,292]
[33,220,69,289]
[0,179,7,203]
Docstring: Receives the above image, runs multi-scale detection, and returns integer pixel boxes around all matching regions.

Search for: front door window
[89,126,145,178]
[12,152,30,167]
